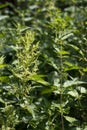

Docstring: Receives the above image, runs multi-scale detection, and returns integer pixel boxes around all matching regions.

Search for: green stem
[60,40,65,130]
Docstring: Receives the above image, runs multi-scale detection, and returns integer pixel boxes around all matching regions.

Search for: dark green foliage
[0,0,87,130]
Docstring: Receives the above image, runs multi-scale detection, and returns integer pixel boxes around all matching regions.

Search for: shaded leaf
[41,86,57,94]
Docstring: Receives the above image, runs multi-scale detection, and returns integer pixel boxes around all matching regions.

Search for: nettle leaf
[20,27,31,33]
[0,3,9,9]
[70,127,82,130]
[0,15,9,21]
[0,76,9,82]
[84,126,87,130]
[48,60,58,70]
[61,33,73,40]
[0,56,4,64]
[64,64,81,71]
[78,87,87,94]
[83,67,87,72]
[72,128,82,130]
[68,44,79,51]
[67,44,84,57]
[2,105,14,114]
[41,86,57,94]
[0,64,7,68]
[20,104,35,119]
[64,61,73,67]
[53,78,60,87]
[29,74,50,86]
[63,78,85,88]
[0,98,5,104]
[67,90,79,98]
[64,116,77,123]
[55,49,70,55]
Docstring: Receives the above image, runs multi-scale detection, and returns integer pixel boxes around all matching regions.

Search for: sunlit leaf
[0,76,9,82]
[0,15,9,20]
[0,64,7,68]
[68,90,79,97]
[20,104,35,119]
[55,49,70,55]
[78,87,87,94]
[67,44,84,56]
[63,78,85,88]
[64,116,77,123]
[0,98,4,104]
[64,61,73,67]
[29,74,50,86]
[83,67,87,72]
[61,33,73,40]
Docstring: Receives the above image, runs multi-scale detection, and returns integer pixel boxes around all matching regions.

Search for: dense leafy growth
[0,0,87,130]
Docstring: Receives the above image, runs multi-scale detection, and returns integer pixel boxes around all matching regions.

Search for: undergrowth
[0,0,87,130]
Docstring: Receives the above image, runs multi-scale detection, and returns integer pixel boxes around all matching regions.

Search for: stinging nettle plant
[0,24,40,130]
[10,24,40,98]
[44,9,87,130]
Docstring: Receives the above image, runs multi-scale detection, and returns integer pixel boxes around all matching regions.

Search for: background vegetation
[0,0,87,130]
